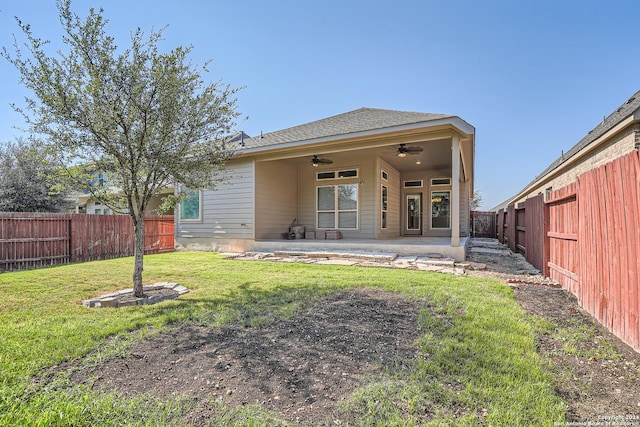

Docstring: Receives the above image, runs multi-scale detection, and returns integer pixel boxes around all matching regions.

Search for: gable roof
[525,89,640,188]
[241,108,455,150]
[493,89,640,211]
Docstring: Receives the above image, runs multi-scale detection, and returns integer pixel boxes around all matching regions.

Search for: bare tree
[3,0,241,296]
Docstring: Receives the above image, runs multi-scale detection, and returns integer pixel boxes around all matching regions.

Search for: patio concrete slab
[251,236,469,262]
[315,259,358,266]
[273,250,397,262]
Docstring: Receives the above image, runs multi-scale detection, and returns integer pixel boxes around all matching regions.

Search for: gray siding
[255,160,298,239]
[176,159,255,240]
[377,159,401,238]
[399,169,454,237]
[297,152,376,238]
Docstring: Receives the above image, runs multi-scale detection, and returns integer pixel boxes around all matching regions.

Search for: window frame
[431,177,451,186]
[381,184,388,229]
[316,183,359,230]
[316,168,359,181]
[403,180,423,188]
[431,190,451,229]
[178,187,203,223]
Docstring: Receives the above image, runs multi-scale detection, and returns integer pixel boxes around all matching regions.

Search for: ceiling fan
[311,154,333,167]
[396,143,423,157]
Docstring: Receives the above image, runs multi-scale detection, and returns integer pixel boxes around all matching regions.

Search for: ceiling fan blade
[312,155,333,166]
[396,144,423,157]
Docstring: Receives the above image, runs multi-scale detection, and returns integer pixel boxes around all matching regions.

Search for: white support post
[451,136,460,247]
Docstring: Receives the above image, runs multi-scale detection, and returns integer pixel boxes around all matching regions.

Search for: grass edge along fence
[0,213,174,272]
[496,150,640,352]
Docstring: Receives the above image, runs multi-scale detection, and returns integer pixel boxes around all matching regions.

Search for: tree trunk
[132,215,145,298]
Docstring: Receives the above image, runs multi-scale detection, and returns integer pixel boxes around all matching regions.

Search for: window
[431,191,450,229]
[94,209,102,215]
[381,185,388,229]
[338,169,357,178]
[180,188,202,221]
[317,169,358,180]
[404,180,423,188]
[317,184,358,229]
[431,177,451,186]
[545,187,553,201]
[381,170,388,181]
[317,171,335,180]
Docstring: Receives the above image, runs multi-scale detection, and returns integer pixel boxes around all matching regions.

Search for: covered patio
[176,108,475,262]
[252,236,470,261]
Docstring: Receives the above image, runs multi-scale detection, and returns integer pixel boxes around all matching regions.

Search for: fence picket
[0,214,174,272]
[498,151,640,351]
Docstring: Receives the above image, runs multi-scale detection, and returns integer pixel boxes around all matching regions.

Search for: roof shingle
[241,107,453,149]
[526,89,640,187]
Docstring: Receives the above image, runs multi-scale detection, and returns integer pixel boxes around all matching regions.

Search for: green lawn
[0,252,566,426]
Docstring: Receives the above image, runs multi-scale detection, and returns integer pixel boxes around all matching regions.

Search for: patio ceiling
[275,138,453,174]
[376,139,452,172]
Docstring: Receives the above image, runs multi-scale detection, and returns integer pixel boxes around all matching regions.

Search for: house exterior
[175,108,475,260]
[72,172,175,215]
[74,188,174,215]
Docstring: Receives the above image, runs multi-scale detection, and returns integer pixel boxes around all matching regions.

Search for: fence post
[543,195,551,277]
[506,204,516,252]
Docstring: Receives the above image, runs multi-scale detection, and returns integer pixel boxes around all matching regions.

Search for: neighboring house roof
[493,89,640,211]
[229,131,251,145]
[241,108,456,150]
[524,89,640,190]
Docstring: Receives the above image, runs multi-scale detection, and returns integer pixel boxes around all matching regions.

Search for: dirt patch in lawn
[467,246,640,422]
[57,242,640,424]
[68,288,422,426]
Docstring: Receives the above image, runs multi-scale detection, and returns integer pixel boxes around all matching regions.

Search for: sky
[1,0,638,210]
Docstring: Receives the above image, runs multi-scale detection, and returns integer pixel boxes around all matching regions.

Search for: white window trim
[316,184,359,230]
[431,190,451,230]
[316,168,359,181]
[178,187,203,223]
[431,177,452,186]
[403,180,423,188]
[381,184,388,229]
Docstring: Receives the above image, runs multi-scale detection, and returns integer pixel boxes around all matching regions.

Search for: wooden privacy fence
[496,195,546,271]
[496,150,640,351]
[0,213,174,272]
[470,210,496,238]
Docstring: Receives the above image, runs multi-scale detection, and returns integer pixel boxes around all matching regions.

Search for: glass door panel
[405,194,422,235]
